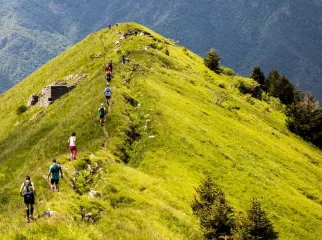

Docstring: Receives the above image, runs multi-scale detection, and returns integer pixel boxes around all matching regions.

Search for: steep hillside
[0,23,321,240]
[1,0,322,102]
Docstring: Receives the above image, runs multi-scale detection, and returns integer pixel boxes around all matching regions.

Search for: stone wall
[39,85,70,107]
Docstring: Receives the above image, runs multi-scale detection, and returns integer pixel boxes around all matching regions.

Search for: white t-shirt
[69,136,76,146]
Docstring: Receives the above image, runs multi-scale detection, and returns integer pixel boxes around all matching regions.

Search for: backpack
[106,70,111,76]
[23,182,34,197]
[99,107,105,115]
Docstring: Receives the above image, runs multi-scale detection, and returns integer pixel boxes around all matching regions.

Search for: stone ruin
[27,95,39,107]
[27,84,76,108]
[39,85,75,107]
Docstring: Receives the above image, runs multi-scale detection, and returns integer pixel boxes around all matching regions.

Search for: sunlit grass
[0,23,321,239]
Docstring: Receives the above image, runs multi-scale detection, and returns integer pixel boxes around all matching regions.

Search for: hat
[101,103,104,107]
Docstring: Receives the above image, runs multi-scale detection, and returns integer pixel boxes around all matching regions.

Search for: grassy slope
[0,23,321,239]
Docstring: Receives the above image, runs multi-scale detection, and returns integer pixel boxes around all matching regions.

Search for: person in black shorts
[104,83,112,106]
[20,176,36,223]
[47,159,63,192]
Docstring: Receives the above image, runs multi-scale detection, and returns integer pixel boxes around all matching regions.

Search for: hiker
[20,176,35,223]
[68,132,77,161]
[105,68,112,82]
[47,159,63,192]
[104,83,112,106]
[98,103,106,126]
[108,24,111,29]
[121,55,126,65]
[108,60,113,72]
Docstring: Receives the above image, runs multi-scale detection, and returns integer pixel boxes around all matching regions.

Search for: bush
[204,49,220,73]
[16,105,27,115]
[237,79,261,99]
[192,176,235,239]
[220,66,235,76]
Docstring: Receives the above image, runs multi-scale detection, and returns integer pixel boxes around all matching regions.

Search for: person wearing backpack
[104,83,112,106]
[68,132,77,161]
[47,159,63,192]
[105,68,112,82]
[121,55,126,65]
[98,103,106,126]
[19,176,36,223]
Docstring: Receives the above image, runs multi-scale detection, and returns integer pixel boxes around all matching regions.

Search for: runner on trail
[98,103,106,126]
[121,55,126,65]
[47,159,63,192]
[108,60,113,72]
[20,176,35,223]
[105,68,112,82]
[68,132,77,161]
[104,83,112,106]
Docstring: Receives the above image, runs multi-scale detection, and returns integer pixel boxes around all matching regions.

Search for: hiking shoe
[26,217,30,223]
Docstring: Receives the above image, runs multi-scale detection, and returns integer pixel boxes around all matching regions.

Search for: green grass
[0,22,321,239]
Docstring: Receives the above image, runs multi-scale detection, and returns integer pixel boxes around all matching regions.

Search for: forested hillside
[0,0,322,101]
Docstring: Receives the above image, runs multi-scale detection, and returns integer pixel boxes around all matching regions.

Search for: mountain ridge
[0,1,322,101]
[0,22,321,239]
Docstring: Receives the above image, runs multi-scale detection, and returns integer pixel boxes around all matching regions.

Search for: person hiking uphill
[121,55,126,65]
[20,176,35,223]
[47,159,63,192]
[104,83,112,106]
[105,67,112,82]
[98,103,106,126]
[68,132,77,161]
[108,60,113,72]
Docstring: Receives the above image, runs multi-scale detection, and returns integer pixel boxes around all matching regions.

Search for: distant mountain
[0,0,322,100]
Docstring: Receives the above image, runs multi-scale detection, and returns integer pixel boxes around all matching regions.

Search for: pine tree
[250,66,266,88]
[192,176,235,239]
[204,49,221,73]
[286,91,322,148]
[234,199,278,240]
[265,70,295,105]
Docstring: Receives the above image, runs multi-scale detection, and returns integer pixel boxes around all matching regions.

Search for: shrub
[204,49,220,73]
[16,105,27,115]
[212,90,228,106]
[192,176,235,239]
[220,66,236,76]
[237,79,261,99]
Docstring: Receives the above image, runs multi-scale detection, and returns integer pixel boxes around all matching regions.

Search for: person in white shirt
[68,132,77,160]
